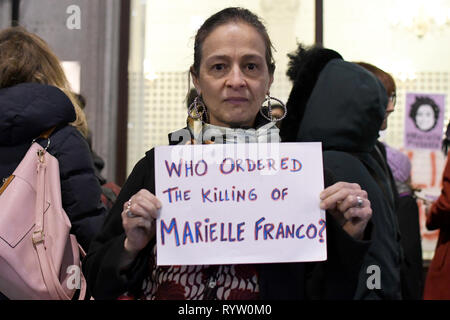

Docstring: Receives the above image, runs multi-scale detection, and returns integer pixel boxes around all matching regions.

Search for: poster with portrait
[404,93,446,150]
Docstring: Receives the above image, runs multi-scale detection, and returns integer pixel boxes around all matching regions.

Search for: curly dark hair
[409,96,440,132]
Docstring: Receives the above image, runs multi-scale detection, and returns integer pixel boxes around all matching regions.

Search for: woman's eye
[247,63,257,70]
[213,64,225,71]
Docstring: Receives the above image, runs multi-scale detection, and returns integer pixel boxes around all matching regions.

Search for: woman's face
[192,22,273,128]
[415,104,435,131]
[381,98,395,131]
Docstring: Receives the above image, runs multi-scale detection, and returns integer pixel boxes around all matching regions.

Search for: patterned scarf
[185,117,281,145]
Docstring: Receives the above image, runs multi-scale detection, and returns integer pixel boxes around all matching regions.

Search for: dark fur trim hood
[281,45,343,142]
[280,45,387,152]
[295,59,387,152]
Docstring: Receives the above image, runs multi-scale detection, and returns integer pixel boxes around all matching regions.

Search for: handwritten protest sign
[155,142,326,265]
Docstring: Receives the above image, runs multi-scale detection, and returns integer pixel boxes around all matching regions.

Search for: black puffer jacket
[283,56,403,299]
[0,83,106,251]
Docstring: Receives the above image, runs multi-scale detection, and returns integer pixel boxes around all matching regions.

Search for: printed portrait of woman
[409,96,440,132]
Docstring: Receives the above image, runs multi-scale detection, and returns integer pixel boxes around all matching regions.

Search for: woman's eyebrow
[241,54,264,61]
[204,53,264,62]
[204,55,229,63]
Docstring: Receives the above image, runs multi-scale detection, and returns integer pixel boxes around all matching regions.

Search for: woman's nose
[226,66,246,88]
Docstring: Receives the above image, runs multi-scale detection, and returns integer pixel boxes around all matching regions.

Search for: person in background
[84,7,373,300]
[74,93,107,184]
[423,121,450,300]
[75,93,121,210]
[0,27,107,300]
[358,62,430,300]
[384,144,424,299]
[355,62,405,299]
[355,62,399,210]
[281,44,403,299]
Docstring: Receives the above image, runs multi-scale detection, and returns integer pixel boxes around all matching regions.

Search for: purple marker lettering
[237,222,245,241]
[160,218,180,246]
[306,224,317,239]
[264,223,274,240]
[271,188,280,201]
[236,159,245,172]
[255,217,265,240]
[280,157,289,170]
[246,159,256,172]
[183,221,194,244]
[195,221,203,242]
[185,160,193,177]
[162,187,179,203]
[204,218,210,242]
[318,219,326,243]
[195,160,208,176]
[281,188,288,200]
[257,159,265,170]
[210,223,217,242]
[201,188,213,203]
[228,222,236,242]
[285,224,295,238]
[275,223,285,239]
[220,223,227,241]
[291,159,302,172]
[220,158,235,174]
[249,188,257,201]
[236,189,245,202]
[295,224,305,239]
[267,158,276,170]
[175,189,183,202]
[165,160,182,177]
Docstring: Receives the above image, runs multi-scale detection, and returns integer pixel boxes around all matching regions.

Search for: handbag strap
[32,158,62,299]
[32,145,87,300]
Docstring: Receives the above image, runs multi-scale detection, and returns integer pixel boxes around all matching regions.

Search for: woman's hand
[320,182,372,240]
[121,189,162,256]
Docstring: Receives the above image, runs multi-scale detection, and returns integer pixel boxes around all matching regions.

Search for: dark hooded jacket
[0,83,106,252]
[282,55,402,299]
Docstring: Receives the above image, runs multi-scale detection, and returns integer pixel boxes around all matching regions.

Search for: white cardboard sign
[155,142,326,265]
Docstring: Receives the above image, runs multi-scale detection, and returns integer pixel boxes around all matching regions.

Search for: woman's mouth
[224,97,248,105]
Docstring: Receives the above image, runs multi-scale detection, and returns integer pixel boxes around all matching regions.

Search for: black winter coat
[0,83,106,252]
[292,59,403,299]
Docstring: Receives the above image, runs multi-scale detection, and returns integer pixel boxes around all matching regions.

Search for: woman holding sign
[84,7,372,300]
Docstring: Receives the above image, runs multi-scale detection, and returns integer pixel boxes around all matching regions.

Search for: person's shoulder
[47,125,89,151]
[134,148,154,171]
[322,150,372,180]
[323,149,361,164]
[144,148,155,160]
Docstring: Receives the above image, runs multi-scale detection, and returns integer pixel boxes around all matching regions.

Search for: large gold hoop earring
[188,96,208,123]
[260,95,287,122]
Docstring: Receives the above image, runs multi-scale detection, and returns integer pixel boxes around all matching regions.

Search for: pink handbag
[0,138,87,300]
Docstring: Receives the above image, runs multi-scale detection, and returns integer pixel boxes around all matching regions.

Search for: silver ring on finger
[356,196,363,208]
[126,199,136,218]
